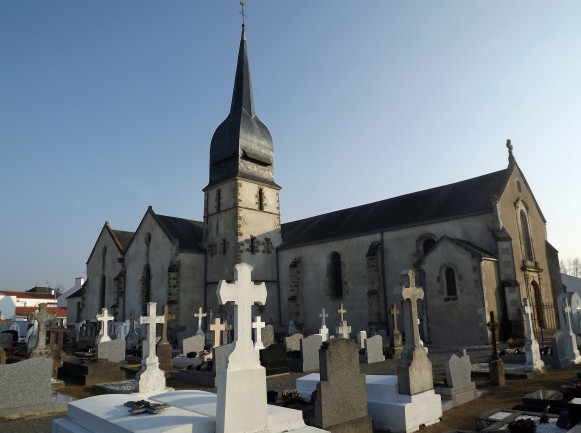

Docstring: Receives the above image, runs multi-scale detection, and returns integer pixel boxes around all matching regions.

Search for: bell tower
[203,25,282,316]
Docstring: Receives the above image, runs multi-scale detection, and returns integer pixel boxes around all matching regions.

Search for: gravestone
[436,350,477,408]
[364,334,385,364]
[28,303,56,358]
[135,302,167,393]
[389,303,403,359]
[48,319,67,377]
[183,334,205,356]
[194,307,207,337]
[561,297,581,364]
[357,330,367,349]
[157,304,175,377]
[222,321,234,345]
[397,270,433,395]
[209,317,226,348]
[125,312,141,351]
[521,298,545,373]
[97,339,125,363]
[262,324,275,348]
[487,311,505,386]
[301,334,322,372]
[319,308,329,342]
[550,331,570,369]
[215,262,268,433]
[285,333,303,352]
[95,308,114,344]
[252,316,265,350]
[313,338,373,432]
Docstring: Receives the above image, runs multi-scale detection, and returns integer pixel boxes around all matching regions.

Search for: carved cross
[28,303,56,351]
[210,317,226,348]
[337,303,347,322]
[390,303,400,332]
[400,269,424,347]
[336,320,352,339]
[96,308,114,343]
[563,298,575,335]
[319,308,329,328]
[521,298,537,342]
[252,316,266,351]
[140,302,164,362]
[216,263,266,368]
[487,311,499,359]
[160,304,175,343]
[194,307,207,336]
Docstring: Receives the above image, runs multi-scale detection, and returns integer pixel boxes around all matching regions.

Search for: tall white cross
[140,302,164,362]
[194,307,207,336]
[521,298,536,342]
[337,303,347,322]
[336,320,352,338]
[209,317,226,348]
[217,262,267,368]
[252,316,266,351]
[319,308,329,328]
[96,308,114,343]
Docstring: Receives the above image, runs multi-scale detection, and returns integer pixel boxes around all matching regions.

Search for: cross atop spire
[506,139,515,165]
[240,1,247,28]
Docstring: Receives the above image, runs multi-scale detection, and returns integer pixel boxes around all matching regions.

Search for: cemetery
[2,264,581,433]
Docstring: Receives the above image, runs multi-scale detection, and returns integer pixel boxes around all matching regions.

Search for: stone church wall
[176,252,205,330]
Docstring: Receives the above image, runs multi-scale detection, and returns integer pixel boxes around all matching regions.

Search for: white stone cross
[194,307,207,336]
[96,308,114,343]
[209,317,226,348]
[563,298,581,363]
[252,316,266,351]
[521,298,536,342]
[216,262,267,368]
[140,302,165,362]
[400,269,424,347]
[336,320,352,339]
[521,297,545,372]
[337,303,347,321]
[319,308,329,328]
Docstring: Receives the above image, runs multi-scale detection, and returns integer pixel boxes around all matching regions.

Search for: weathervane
[240,1,247,28]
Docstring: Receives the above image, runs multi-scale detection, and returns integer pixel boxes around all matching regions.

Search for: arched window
[101,246,107,272]
[422,238,436,255]
[519,210,534,261]
[329,252,344,299]
[216,189,222,213]
[531,281,545,328]
[445,267,457,297]
[258,188,265,211]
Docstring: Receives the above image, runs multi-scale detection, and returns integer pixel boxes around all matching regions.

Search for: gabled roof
[86,222,134,264]
[155,213,205,252]
[416,235,497,265]
[281,168,511,249]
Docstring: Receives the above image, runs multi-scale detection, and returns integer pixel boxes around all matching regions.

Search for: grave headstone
[561,297,581,364]
[389,303,403,359]
[157,304,175,377]
[285,332,303,352]
[397,269,433,395]
[183,334,205,356]
[521,298,545,373]
[436,350,478,407]
[28,303,56,358]
[550,331,570,369]
[194,307,207,337]
[252,316,265,351]
[210,317,226,348]
[301,334,322,372]
[313,338,373,432]
[222,321,233,345]
[487,311,506,386]
[215,262,268,433]
[135,302,166,393]
[364,334,385,364]
[261,324,275,348]
[125,313,141,351]
[319,308,329,342]
[97,339,125,363]
[95,308,114,343]
[357,330,367,349]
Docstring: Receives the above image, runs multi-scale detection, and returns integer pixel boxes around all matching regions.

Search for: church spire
[230,26,255,117]
[206,23,277,190]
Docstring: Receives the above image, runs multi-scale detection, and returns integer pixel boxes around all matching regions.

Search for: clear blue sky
[1,1,580,291]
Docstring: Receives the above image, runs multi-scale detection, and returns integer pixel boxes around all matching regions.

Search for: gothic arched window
[445,267,457,297]
[99,275,106,309]
[423,238,436,255]
[142,264,151,314]
[519,209,534,261]
[329,252,344,299]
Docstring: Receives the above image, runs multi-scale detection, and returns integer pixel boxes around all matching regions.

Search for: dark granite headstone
[58,359,126,386]
[156,341,173,377]
[259,343,289,376]
[313,338,373,432]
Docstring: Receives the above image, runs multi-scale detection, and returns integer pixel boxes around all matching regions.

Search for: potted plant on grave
[508,418,536,433]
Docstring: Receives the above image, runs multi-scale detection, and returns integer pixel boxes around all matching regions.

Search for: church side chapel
[78,23,561,347]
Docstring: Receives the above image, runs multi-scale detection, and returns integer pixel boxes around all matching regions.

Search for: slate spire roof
[207,26,277,189]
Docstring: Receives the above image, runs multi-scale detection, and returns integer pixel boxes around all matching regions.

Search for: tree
[561,258,581,278]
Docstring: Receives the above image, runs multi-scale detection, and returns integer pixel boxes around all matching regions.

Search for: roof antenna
[240,1,247,29]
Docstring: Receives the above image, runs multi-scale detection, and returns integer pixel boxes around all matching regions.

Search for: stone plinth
[58,359,126,386]
[97,340,125,363]
[157,341,173,377]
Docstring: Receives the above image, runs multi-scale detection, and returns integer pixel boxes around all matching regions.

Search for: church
[76,26,562,346]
